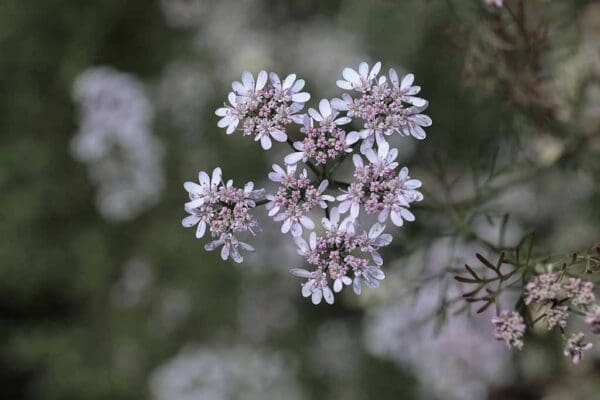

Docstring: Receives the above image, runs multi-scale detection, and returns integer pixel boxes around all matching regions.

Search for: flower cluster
[524,272,597,336]
[184,61,431,304]
[337,143,423,226]
[266,164,334,237]
[290,208,392,304]
[563,332,593,365]
[216,71,310,150]
[585,305,600,335]
[332,62,432,152]
[491,310,526,350]
[524,272,562,305]
[493,270,598,363]
[285,99,352,166]
[182,168,264,263]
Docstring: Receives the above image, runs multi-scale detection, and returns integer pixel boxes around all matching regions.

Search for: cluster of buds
[491,311,526,350]
[182,62,431,304]
[493,270,598,363]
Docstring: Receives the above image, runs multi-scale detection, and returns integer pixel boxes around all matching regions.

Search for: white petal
[185,198,204,209]
[400,208,415,221]
[333,279,343,293]
[232,81,246,95]
[269,72,281,88]
[369,223,385,239]
[353,277,362,295]
[389,68,399,86]
[284,152,305,165]
[260,135,272,150]
[336,80,353,90]
[335,116,351,125]
[338,200,351,214]
[211,167,222,187]
[182,215,200,227]
[295,237,309,253]
[270,129,287,142]
[256,70,268,90]
[358,62,369,77]
[365,149,378,164]
[281,218,292,233]
[220,244,230,260]
[300,216,315,229]
[331,97,349,111]
[323,287,334,304]
[291,79,305,93]
[311,289,323,305]
[319,99,331,117]
[371,251,383,266]
[268,206,280,216]
[291,222,302,237]
[411,125,426,140]
[195,221,206,238]
[184,182,203,194]
[309,231,317,250]
[330,207,340,225]
[343,68,361,85]
[390,210,404,226]
[302,281,314,297]
[283,73,297,90]
[401,73,414,90]
[350,203,360,219]
[239,242,255,251]
[413,114,432,126]
[308,108,322,122]
[292,92,310,103]
[217,115,234,128]
[241,70,255,90]
[215,107,228,117]
[346,131,360,145]
[369,62,381,80]
[290,268,311,278]
[318,180,329,194]
[377,141,389,160]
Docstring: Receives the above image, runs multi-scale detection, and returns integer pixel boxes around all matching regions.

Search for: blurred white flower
[364,239,512,400]
[149,345,303,400]
[71,67,164,221]
[156,62,213,134]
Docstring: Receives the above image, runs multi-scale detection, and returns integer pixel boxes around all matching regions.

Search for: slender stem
[255,199,269,206]
[332,180,350,188]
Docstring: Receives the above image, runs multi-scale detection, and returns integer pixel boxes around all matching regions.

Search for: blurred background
[1,0,599,399]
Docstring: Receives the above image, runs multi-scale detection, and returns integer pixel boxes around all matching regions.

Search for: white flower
[388,69,428,107]
[336,61,382,91]
[284,99,353,166]
[290,255,335,305]
[266,164,334,237]
[269,72,311,104]
[182,167,222,238]
[215,91,242,134]
[181,168,263,263]
[215,70,310,150]
[332,63,432,152]
[337,144,422,226]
